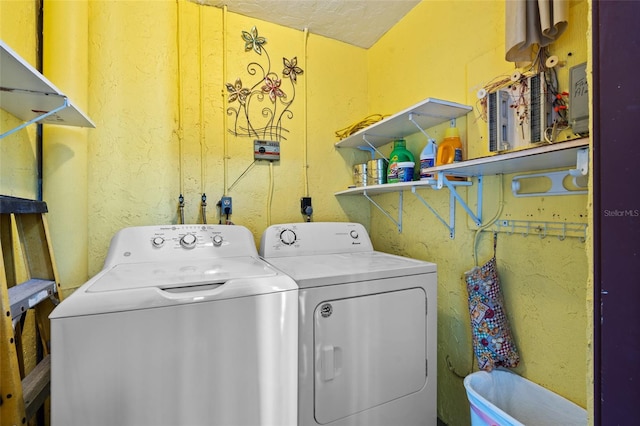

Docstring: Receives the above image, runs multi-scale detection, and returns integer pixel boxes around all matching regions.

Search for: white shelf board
[335,138,589,196]
[0,40,95,128]
[431,138,589,177]
[336,180,435,196]
[335,98,472,149]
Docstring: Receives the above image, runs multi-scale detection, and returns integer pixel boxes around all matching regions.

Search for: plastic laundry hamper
[463,369,587,426]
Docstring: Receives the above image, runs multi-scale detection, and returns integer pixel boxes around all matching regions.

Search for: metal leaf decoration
[226,27,304,141]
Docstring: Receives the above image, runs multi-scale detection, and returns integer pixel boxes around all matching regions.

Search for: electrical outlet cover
[221,196,232,214]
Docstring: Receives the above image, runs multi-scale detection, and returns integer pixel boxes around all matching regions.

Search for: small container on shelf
[353,163,368,187]
[398,162,415,182]
[367,158,388,185]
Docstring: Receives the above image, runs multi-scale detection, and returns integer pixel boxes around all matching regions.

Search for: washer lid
[87,257,277,292]
[50,257,298,318]
[265,251,436,288]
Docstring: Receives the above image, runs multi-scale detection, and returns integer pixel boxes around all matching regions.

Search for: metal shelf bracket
[0,96,70,139]
[410,175,483,239]
[363,189,403,233]
[358,135,388,160]
[410,186,454,237]
[408,112,436,141]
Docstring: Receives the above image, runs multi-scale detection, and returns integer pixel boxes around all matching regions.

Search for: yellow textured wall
[367,1,590,425]
[85,1,369,276]
[43,0,91,294]
[0,0,39,198]
[2,1,369,281]
[1,0,594,424]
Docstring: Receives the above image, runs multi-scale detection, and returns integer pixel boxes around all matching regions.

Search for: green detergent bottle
[387,139,415,183]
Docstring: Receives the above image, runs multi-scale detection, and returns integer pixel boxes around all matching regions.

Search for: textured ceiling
[192,0,420,49]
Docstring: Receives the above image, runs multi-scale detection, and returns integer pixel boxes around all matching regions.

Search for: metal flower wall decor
[225,26,303,141]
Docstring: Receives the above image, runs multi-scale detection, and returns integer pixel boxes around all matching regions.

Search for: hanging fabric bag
[464,232,520,371]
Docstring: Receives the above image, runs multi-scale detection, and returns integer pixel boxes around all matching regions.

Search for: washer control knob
[350,230,359,239]
[212,235,223,247]
[152,236,165,248]
[180,233,197,249]
[280,229,297,246]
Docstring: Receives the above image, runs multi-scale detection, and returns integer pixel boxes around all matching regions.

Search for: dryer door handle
[321,345,342,381]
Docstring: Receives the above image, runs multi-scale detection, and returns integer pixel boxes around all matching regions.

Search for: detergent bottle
[436,121,464,181]
[419,138,437,180]
[387,139,415,183]
[436,122,463,166]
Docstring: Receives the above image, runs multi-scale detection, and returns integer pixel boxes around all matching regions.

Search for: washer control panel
[260,222,373,258]
[104,224,258,266]
[149,226,226,251]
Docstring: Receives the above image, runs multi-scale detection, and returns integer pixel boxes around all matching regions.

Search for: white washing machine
[259,222,437,426]
[50,224,298,426]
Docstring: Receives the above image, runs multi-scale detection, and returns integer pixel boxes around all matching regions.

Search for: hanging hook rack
[492,219,587,241]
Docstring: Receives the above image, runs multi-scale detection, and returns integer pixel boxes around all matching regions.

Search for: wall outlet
[221,196,232,215]
[300,197,312,216]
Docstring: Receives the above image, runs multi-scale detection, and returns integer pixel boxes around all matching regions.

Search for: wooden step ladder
[0,195,64,426]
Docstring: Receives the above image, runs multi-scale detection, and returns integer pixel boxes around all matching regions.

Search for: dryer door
[314,288,426,424]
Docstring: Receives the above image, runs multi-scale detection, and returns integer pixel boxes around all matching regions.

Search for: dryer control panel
[260,222,373,257]
[104,224,259,267]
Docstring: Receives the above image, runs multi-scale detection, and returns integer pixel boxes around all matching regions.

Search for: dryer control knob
[180,233,197,249]
[212,235,223,247]
[152,236,165,248]
[280,229,297,245]
[350,230,359,239]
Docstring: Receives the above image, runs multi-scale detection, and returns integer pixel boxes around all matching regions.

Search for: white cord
[472,174,504,266]
[267,161,274,226]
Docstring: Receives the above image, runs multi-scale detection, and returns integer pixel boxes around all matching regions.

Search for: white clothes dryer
[50,224,298,426]
[260,222,437,426]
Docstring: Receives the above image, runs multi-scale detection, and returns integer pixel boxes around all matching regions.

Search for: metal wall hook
[558,223,567,241]
[538,223,547,239]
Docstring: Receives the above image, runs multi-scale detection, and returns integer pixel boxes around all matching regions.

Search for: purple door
[593,1,640,424]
